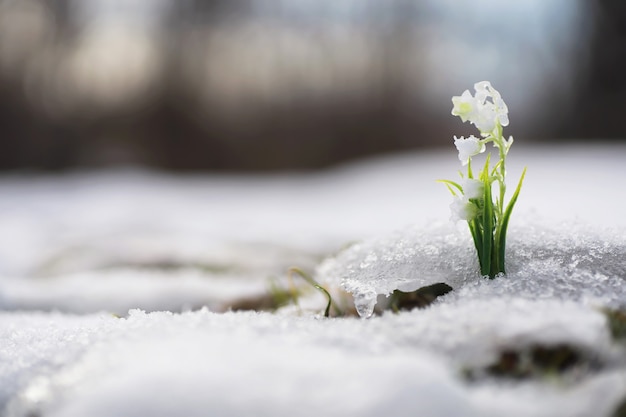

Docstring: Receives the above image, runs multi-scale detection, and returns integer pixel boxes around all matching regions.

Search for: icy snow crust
[2,307,624,417]
[1,145,626,416]
[318,221,626,317]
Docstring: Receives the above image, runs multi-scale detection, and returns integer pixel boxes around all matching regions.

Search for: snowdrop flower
[471,106,497,135]
[462,178,484,200]
[473,81,502,104]
[452,81,509,136]
[451,90,478,123]
[476,81,509,128]
[494,97,509,127]
[443,80,526,278]
[450,197,478,221]
[454,135,485,165]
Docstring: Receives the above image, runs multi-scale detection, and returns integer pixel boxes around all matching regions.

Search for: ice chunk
[317,223,478,317]
[317,220,626,317]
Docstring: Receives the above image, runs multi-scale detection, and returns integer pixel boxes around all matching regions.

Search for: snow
[318,220,626,318]
[3,307,624,417]
[1,144,626,416]
[3,310,471,417]
[2,306,624,417]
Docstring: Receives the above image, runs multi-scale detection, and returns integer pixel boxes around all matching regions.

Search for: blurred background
[0,0,622,171]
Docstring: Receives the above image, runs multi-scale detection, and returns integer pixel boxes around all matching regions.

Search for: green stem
[287,267,334,318]
[496,124,507,220]
[481,157,493,277]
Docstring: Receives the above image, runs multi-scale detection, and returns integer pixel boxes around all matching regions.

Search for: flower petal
[462,178,484,200]
[450,197,478,221]
[454,135,486,165]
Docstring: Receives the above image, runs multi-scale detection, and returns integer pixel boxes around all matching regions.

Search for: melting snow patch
[318,220,626,317]
[1,146,626,417]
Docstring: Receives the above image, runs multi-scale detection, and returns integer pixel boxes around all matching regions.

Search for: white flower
[450,197,478,221]
[462,178,484,200]
[451,90,479,123]
[452,81,509,136]
[475,81,509,129]
[454,135,485,165]
[471,105,497,136]
[473,81,492,104]
[494,97,509,127]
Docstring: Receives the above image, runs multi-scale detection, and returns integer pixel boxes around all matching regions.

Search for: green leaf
[468,219,483,265]
[437,179,463,195]
[496,167,527,273]
[490,159,503,177]
[288,267,334,317]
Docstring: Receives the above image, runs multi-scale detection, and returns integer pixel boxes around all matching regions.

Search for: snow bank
[3,307,624,417]
[0,145,625,416]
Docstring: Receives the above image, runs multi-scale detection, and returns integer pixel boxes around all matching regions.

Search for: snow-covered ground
[1,144,625,416]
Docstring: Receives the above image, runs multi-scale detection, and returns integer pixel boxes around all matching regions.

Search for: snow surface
[1,144,626,416]
[318,221,626,318]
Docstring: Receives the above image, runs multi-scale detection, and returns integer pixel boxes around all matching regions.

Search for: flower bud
[450,197,478,221]
[462,178,484,200]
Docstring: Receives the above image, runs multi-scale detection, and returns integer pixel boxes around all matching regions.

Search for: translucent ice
[317,219,626,318]
[317,222,474,317]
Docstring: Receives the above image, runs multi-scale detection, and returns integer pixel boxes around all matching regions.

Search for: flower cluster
[451,81,509,136]
[440,81,526,278]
